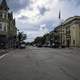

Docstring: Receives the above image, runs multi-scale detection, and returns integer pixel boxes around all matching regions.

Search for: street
[0,47,80,80]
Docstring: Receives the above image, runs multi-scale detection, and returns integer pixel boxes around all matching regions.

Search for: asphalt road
[0,47,80,80]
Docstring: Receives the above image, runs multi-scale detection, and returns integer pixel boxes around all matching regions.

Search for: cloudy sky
[1,0,80,42]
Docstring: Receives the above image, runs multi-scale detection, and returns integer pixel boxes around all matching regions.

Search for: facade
[55,16,80,47]
[0,0,17,48]
[33,16,80,48]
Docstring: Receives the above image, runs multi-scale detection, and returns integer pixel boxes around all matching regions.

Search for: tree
[34,37,42,44]
[16,32,27,48]
[18,32,27,42]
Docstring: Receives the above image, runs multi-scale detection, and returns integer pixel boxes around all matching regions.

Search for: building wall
[61,26,66,47]
[70,24,80,47]
[55,16,80,48]
[62,20,80,47]
[0,10,17,48]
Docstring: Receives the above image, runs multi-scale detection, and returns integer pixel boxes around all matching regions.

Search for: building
[0,0,17,48]
[55,16,80,47]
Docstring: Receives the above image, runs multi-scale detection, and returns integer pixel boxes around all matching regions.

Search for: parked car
[52,44,60,48]
[20,42,26,49]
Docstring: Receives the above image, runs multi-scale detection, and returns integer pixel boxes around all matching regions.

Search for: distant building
[55,16,80,47]
[0,0,17,48]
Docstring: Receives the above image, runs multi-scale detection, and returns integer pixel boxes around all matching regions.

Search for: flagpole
[59,10,62,47]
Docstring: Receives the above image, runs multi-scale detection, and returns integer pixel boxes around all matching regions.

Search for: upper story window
[3,13,5,18]
[0,22,7,32]
[0,13,2,18]
[4,23,7,32]
[66,26,70,34]
[2,13,7,19]
[0,12,7,19]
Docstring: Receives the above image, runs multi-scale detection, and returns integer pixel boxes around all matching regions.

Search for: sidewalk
[0,49,8,56]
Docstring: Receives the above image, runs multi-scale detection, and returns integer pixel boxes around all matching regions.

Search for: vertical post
[59,10,62,47]
[61,24,63,47]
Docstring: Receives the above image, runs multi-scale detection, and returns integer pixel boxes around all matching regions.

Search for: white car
[20,43,26,49]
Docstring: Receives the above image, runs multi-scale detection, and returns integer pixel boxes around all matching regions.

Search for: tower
[0,0,17,48]
[0,0,9,11]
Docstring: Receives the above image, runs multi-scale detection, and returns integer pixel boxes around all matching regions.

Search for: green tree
[18,32,27,42]
[17,32,27,48]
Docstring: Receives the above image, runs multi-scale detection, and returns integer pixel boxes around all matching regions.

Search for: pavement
[0,47,80,80]
[0,49,8,56]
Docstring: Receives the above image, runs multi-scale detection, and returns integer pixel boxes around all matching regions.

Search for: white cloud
[14,0,60,24]
[25,25,49,42]
[13,0,80,42]
[40,24,49,35]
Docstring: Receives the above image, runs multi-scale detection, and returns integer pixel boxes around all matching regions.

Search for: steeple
[0,0,9,11]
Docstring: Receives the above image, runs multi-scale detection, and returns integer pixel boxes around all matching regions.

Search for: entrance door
[67,40,70,47]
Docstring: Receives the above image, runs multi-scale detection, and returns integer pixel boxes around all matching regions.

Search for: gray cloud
[1,0,80,42]
[61,0,80,7]
[38,7,49,15]
[0,0,30,12]
[72,0,80,6]
[19,16,29,20]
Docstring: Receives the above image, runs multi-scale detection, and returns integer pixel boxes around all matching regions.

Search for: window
[0,13,7,19]
[4,24,7,32]
[73,40,75,45]
[3,13,7,19]
[5,14,7,19]
[4,25,6,31]
[0,23,2,31]
[0,13,2,18]
[63,40,65,44]
[3,13,5,18]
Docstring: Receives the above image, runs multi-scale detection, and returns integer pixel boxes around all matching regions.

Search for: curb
[0,54,8,59]
[0,50,8,56]
[0,50,8,60]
